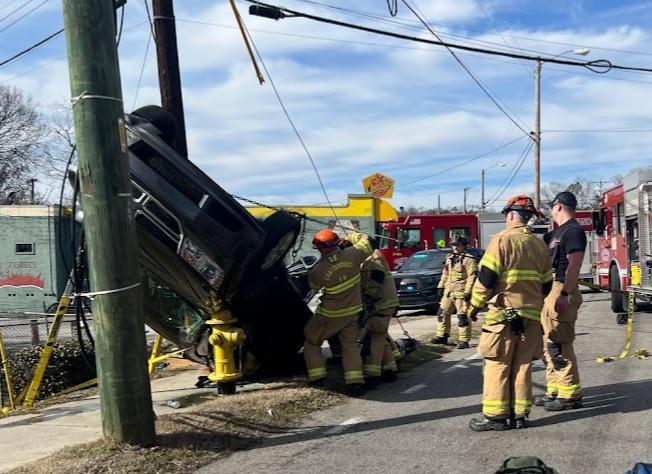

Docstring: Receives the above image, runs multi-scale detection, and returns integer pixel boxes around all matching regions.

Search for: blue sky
[1,0,652,210]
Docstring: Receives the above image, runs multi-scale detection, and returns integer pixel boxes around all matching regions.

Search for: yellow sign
[363,173,395,198]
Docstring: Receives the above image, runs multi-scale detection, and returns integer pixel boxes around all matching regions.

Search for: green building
[0,206,74,314]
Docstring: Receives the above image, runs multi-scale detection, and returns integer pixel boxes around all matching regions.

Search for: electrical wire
[0,0,37,25]
[246,2,652,74]
[115,1,126,46]
[544,128,652,134]
[0,28,63,69]
[131,30,152,111]
[0,0,49,35]
[485,140,533,206]
[398,136,526,188]
[400,0,531,137]
[239,16,341,225]
[143,0,155,40]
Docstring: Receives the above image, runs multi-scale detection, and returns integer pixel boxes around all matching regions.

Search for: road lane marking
[323,416,364,436]
[401,384,427,394]
[442,352,483,373]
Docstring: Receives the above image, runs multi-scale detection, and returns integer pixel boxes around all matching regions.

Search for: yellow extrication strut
[596,290,641,364]
[206,296,246,389]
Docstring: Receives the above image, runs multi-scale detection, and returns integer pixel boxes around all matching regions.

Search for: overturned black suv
[123,106,312,372]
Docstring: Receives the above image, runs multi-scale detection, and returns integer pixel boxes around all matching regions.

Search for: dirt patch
[8,385,344,474]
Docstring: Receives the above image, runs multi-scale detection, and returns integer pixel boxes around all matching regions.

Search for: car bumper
[397,290,438,309]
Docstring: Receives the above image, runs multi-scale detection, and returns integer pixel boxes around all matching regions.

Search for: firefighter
[468,195,553,431]
[535,191,586,411]
[305,229,372,396]
[431,236,478,349]
[356,240,400,388]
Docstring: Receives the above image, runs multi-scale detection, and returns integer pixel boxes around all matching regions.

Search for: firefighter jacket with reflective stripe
[438,252,478,298]
[361,249,399,314]
[470,223,553,324]
[309,233,373,318]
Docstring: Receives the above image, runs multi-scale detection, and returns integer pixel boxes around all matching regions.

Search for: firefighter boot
[346,383,366,397]
[509,416,528,429]
[533,393,556,406]
[457,340,470,349]
[544,397,582,411]
[431,333,449,344]
[469,416,512,432]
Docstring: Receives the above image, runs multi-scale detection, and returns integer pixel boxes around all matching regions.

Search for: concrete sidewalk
[0,313,436,473]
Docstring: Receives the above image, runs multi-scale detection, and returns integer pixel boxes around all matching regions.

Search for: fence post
[30,320,40,346]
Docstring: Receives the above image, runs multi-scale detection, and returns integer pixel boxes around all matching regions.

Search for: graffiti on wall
[0,262,44,289]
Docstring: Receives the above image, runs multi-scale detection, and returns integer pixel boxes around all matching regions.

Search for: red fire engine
[378,213,480,270]
[595,170,652,312]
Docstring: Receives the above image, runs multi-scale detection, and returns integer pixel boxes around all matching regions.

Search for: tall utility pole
[62,0,155,445]
[29,178,37,204]
[153,0,188,159]
[463,187,470,213]
[437,194,441,213]
[480,169,486,212]
[533,60,542,209]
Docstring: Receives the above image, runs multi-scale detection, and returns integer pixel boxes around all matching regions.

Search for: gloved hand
[463,292,472,302]
[437,288,444,299]
[467,305,480,322]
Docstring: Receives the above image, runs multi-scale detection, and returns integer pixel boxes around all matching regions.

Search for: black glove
[463,292,472,302]
[437,288,444,299]
[467,305,480,321]
[547,341,567,370]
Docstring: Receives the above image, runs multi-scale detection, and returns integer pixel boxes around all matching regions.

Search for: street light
[481,162,506,211]
[533,48,590,208]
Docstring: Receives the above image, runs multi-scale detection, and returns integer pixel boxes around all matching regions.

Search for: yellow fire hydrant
[206,297,246,388]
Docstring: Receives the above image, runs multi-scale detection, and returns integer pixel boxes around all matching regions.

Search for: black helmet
[453,235,469,246]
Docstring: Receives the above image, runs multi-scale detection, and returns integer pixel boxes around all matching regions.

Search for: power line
[0,0,49,35]
[544,128,652,133]
[293,0,652,59]
[399,0,531,137]
[247,2,652,74]
[0,0,37,24]
[0,28,63,69]
[485,140,533,206]
[239,15,341,224]
[398,136,526,188]
[131,29,152,111]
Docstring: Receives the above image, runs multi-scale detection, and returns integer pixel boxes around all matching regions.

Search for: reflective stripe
[546,382,558,395]
[484,308,541,324]
[499,269,546,283]
[542,269,554,283]
[392,349,402,360]
[471,292,485,308]
[364,364,382,376]
[324,274,361,295]
[480,253,502,274]
[344,370,364,383]
[450,271,466,279]
[308,367,326,381]
[317,305,363,318]
[557,383,582,398]
[483,400,510,416]
[383,361,398,372]
[514,399,532,408]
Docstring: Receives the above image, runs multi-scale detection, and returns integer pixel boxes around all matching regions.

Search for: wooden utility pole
[153,0,188,158]
[534,60,542,209]
[62,0,156,445]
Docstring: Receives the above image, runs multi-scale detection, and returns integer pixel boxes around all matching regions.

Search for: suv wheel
[260,211,300,270]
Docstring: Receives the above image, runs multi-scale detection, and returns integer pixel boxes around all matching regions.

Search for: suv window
[401,251,446,271]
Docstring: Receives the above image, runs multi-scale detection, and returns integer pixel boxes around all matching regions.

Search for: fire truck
[378,213,480,270]
[595,169,652,313]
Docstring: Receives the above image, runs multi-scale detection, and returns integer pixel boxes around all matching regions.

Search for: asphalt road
[198,293,652,474]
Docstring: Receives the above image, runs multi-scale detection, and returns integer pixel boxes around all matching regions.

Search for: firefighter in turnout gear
[431,236,478,349]
[468,195,553,431]
[305,229,373,396]
[535,191,587,411]
[357,243,400,388]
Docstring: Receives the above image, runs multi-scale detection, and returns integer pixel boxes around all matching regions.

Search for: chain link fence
[0,316,94,356]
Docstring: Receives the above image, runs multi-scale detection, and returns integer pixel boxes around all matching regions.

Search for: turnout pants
[364,308,398,377]
[304,313,364,385]
[436,295,472,342]
[541,282,582,400]
[478,318,543,418]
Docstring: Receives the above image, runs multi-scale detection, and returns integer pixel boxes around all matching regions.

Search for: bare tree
[0,85,47,204]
